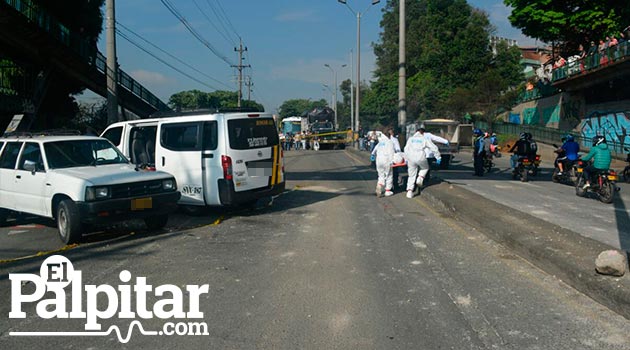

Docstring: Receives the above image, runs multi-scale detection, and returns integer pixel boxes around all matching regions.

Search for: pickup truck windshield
[44,140,129,169]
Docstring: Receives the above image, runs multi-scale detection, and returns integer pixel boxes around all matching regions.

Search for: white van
[101,111,285,209]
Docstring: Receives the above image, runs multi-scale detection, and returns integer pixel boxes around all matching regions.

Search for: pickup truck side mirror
[23,160,37,174]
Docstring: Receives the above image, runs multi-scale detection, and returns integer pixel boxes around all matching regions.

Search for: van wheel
[145,215,168,230]
[57,200,83,244]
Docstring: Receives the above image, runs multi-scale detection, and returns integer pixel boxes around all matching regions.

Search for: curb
[345,147,630,320]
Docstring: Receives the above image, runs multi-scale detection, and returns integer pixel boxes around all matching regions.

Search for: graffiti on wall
[579,111,630,152]
[522,107,538,125]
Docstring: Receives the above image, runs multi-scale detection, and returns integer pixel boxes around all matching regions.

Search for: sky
[84,0,537,114]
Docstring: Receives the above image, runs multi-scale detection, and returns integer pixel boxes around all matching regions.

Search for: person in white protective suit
[404,132,441,198]
[371,133,396,197]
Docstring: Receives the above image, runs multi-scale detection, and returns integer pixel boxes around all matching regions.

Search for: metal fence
[2,0,170,112]
[552,41,630,82]
[478,122,628,158]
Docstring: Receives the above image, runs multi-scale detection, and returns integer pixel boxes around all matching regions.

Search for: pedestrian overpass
[0,0,171,127]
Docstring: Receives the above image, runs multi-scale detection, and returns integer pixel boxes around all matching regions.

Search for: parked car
[101,110,285,213]
[0,133,180,244]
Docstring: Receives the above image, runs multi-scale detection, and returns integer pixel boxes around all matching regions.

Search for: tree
[168,90,263,112]
[371,0,497,125]
[277,99,326,119]
[504,0,630,52]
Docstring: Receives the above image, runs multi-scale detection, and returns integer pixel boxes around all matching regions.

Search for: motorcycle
[551,144,578,185]
[512,155,536,182]
[623,147,630,183]
[575,159,619,204]
[483,155,494,173]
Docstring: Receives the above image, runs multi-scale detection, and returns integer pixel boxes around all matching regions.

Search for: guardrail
[552,41,630,82]
[2,0,170,112]
[481,122,627,158]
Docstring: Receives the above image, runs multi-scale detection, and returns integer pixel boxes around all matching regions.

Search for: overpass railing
[2,0,170,112]
[552,41,630,82]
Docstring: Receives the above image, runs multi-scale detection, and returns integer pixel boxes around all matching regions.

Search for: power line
[205,0,239,44]
[117,22,233,90]
[191,0,235,46]
[160,0,234,66]
[116,29,222,91]
[214,0,240,40]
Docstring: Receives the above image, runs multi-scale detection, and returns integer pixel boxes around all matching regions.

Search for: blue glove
[436,158,442,165]
[370,154,376,162]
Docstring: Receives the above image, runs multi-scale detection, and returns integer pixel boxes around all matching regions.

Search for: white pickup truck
[0,133,181,244]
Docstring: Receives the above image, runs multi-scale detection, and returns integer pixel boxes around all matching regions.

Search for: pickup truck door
[14,142,48,217]
[0,142,23,211]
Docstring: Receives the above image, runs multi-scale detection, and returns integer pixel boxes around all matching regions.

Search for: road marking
[343,149,365,165]
[0,244,78,264]
[8,230,28,236]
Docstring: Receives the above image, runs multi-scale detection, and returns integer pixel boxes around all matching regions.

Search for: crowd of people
[553,25,630,74]
[280,131,309,151]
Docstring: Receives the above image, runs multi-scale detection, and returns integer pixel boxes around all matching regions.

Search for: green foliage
[504,0,630,51]
[277,98,326,119]
[367,0,523,128]
[168,90,263,112]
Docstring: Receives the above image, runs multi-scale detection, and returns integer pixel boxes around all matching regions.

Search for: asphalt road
[434,150,630,250]
[1,149,629,349]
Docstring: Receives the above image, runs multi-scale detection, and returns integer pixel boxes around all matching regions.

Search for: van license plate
[131,197,152,210]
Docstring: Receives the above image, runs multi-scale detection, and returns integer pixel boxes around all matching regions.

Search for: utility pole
[106,0,119,124]
[350,49,354,136]
[398,0,407,147]
[232,38,250,108]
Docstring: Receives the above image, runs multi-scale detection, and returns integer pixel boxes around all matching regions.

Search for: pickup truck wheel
[0,208,8,225]
[57,200,83,244]
[145,215,168,230]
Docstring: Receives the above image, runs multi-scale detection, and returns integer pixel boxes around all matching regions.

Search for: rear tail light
[535,155,541,161]
[221,155,233,181]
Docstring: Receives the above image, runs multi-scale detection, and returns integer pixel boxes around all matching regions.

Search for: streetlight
[324,63,347,130]
[338,0,380,136]
[322,84,333,108]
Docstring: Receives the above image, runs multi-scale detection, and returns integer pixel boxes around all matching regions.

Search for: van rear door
[156,121,205,205]
[226,116,282,192]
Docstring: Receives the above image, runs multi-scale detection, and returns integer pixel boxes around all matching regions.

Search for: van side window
[0,142,22,169]
[18,143,44,172]
[202,121,218,150]
[102,126,123,145]
[161,123,200,151]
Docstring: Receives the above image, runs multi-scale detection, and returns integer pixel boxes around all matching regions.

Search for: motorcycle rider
[508,132,532,173]
[557,134,580,175]
[473,128,485,176]
[404,130,441,198]
[581,135,612,189]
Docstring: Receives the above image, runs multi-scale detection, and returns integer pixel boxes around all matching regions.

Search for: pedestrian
[473,128,485,176]
[371,132,395,197]
[417,126,449,180]
[404,130,441,198]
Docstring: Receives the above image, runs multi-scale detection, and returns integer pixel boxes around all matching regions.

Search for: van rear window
[228,119,279,150]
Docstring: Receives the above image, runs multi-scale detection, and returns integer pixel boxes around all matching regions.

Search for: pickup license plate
[131,197,152,210]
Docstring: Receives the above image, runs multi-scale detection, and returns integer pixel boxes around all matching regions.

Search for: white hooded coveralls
[404,133,440,190]
[372,134,396,191]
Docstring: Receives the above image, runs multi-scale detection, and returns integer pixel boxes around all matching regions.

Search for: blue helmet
[473,128,483,136]
[565,134,574,142]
